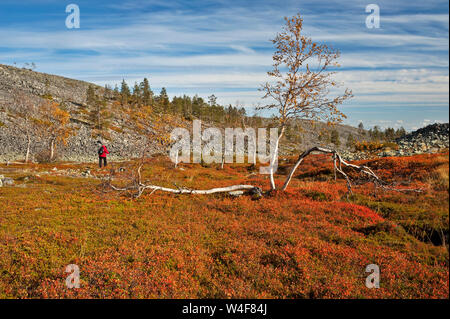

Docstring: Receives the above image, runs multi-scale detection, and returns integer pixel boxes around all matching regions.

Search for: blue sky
[0,0,448,131]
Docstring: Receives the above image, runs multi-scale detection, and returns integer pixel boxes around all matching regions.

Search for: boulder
[1,177,14,186]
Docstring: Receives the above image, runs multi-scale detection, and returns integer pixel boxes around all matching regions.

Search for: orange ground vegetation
[0,152,448,298]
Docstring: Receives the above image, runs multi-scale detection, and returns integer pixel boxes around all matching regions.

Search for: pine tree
[396,126,406,138]
[346,133,355,148]
[120,79,131,106]
[358,122,365,135]
[384,127,396,141]
[192,95,203,118]
[158,87,170,112]
[113,85,120,101]
[85,86,111,138]
[88,96,112,139]
[141,78,153,106]
[132,82,142,107]
[208,94,217,106]
[330,129,340,147]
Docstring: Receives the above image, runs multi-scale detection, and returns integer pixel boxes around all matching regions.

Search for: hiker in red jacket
[97,141,109,168]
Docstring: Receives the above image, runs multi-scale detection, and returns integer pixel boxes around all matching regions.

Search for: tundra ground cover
[0,153,448,298]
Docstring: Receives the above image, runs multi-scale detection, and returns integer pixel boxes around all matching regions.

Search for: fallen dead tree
[101,160,263,198]
[109,183,261,198]
[103,147,422,199]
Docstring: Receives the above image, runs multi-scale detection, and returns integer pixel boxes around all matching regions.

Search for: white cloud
[0,0,447,130]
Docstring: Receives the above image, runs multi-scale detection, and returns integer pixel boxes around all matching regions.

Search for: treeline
[82,79,409,152]
[357,122,406,142]
[90,78,251,126]
[314,122,408,150]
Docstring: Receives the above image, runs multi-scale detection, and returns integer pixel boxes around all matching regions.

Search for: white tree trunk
[50,138,55,161]
[142,184,257,195]
[174,151,178,168]
[25,134,31,163]
[109,182,259,198]
[281,146,319,191]
[269,127,285,190]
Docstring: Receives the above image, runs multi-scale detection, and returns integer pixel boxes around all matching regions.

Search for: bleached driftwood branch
[110,183,260,198]
[105,162,261,198]
[104,147,421,198]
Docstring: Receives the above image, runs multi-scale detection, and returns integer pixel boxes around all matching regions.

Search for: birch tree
[8,90,39,162]
[258,13,353,190]
[37,101,74,161]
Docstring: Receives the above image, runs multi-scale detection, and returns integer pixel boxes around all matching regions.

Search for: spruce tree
[132,82,141,107]
[330,129,340,147]
[141,78,153,106]
[120,79,131,106]
[158,87,170,112]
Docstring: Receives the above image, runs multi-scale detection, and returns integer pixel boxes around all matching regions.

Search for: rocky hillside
[0,63,369,162]
[376,123,449,158]
[0,64,147,162]
[394,123,449,155]
[340,123,449,161]
[0,63,447,163]
[0,63,95,107]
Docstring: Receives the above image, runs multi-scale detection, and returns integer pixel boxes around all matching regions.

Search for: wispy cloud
[0,0,448,130]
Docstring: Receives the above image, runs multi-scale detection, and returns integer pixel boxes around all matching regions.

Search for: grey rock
[1,177,14,186]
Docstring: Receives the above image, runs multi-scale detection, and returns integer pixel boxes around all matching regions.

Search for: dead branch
[108,182,261,198]
[104,146,421,199]
[282,146,423,194]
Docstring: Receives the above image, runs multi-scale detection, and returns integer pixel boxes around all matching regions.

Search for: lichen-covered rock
[1,177,14,186]
[395,123,449,155]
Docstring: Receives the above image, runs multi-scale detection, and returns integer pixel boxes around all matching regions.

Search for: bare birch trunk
[50,138,55,161]
[269,127,285,190]
[174,151,178,168]
[281,147,319,191]
[25,134,31,163]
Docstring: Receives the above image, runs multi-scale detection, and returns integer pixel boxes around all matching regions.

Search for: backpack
[98,146,104,156]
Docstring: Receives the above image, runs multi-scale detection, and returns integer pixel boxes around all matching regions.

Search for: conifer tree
[141,78,153,106]
[120,79,131,106]
[158,87,170,112]
[330,129,340,147]
[132,82,142,107]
